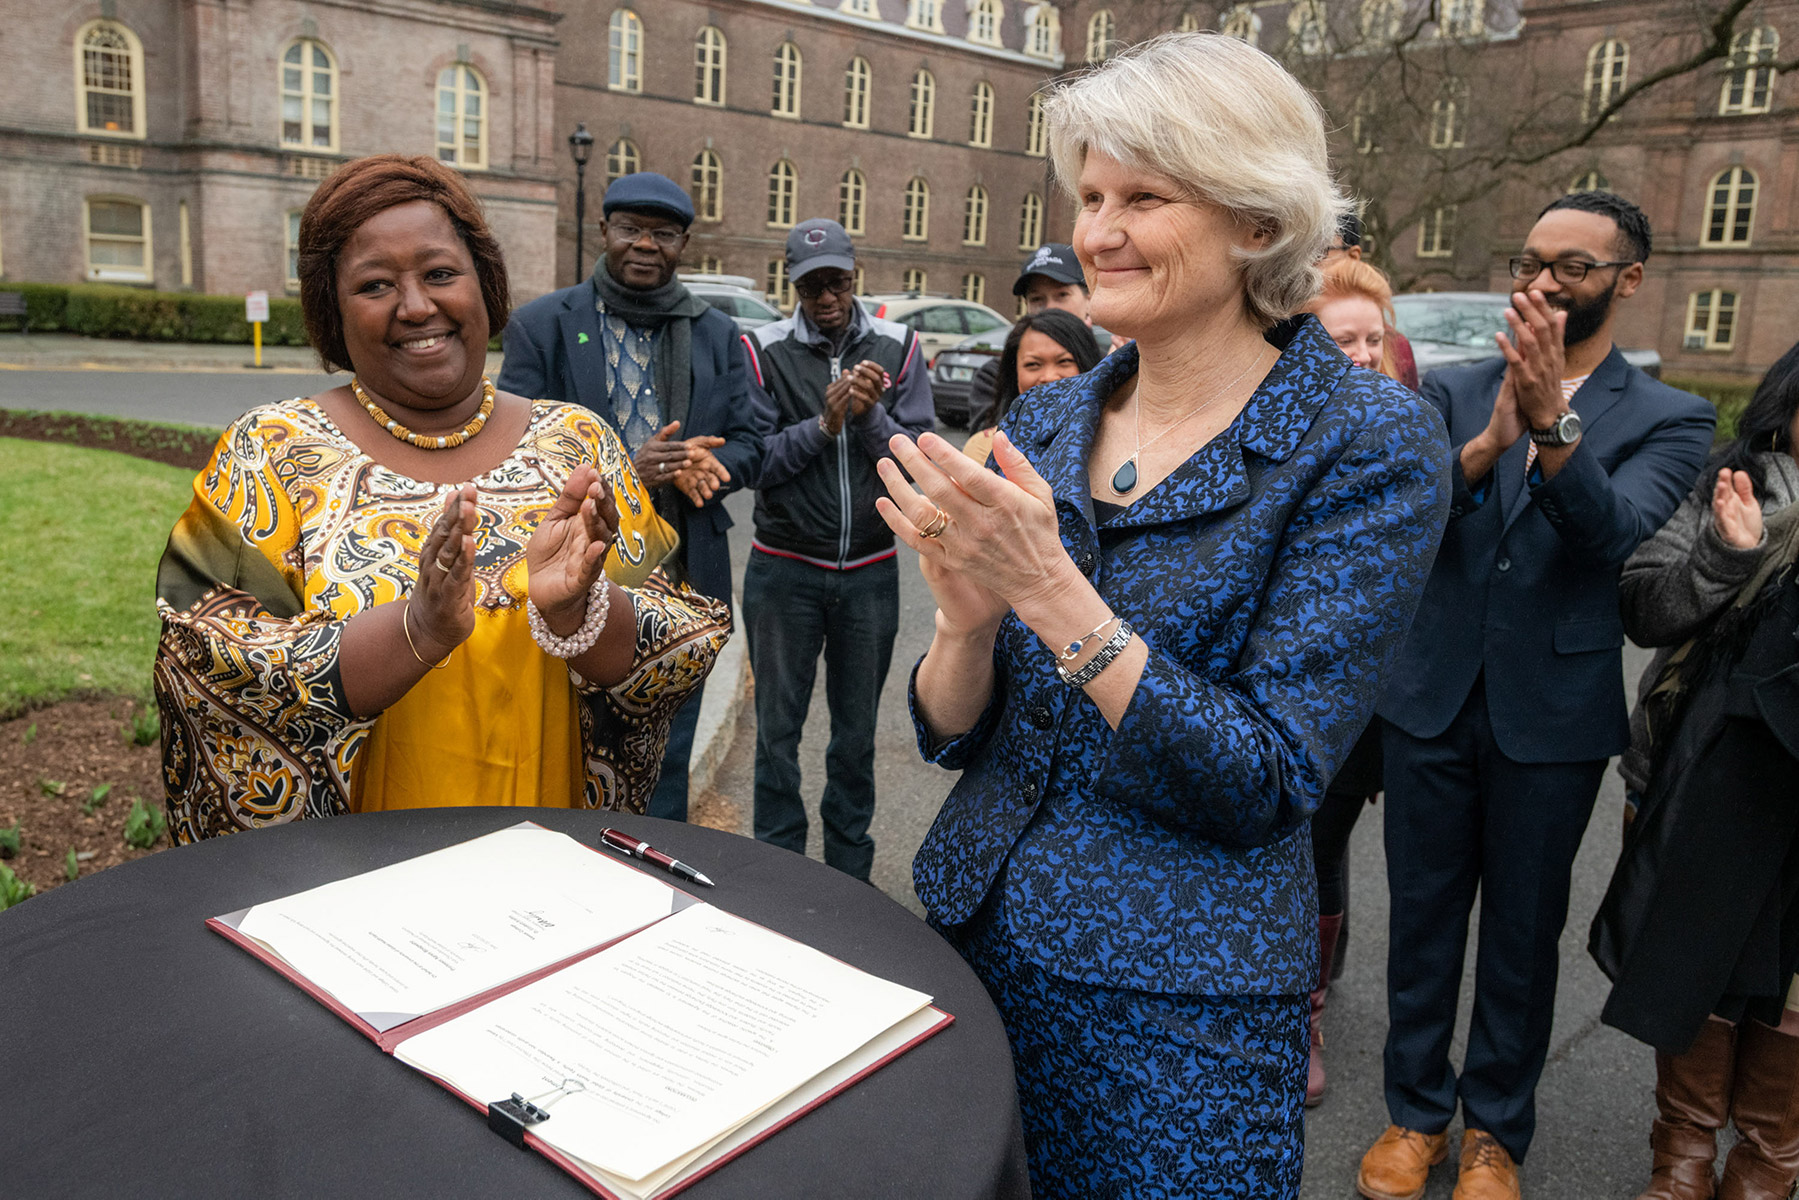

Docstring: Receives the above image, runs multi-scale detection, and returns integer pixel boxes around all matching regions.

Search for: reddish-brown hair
[297,154,510,373]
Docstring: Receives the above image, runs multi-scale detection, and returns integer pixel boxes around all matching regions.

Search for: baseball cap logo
[1028,247,1059,269]
[805,229,828,246]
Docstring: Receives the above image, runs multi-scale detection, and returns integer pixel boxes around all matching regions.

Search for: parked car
[930,320,1116,427]
[1391,291,1662,379]
[679,273,784,331]
[857,295,1012,365]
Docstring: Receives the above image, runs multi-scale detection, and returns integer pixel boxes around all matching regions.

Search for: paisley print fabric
[941,894,1308,1199]
[910,315,1453,997]
[154,397,727,844]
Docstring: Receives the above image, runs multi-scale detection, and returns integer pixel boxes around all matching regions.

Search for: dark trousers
[742,550,898,880]
[647,679,705,822]
[1381,678,1606,1163]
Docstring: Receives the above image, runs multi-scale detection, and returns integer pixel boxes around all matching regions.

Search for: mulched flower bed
[0,409,216,470]
[0,697,169,901]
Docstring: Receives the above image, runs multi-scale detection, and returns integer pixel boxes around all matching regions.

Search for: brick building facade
[0,0,563,302]
[550,0,1070,310]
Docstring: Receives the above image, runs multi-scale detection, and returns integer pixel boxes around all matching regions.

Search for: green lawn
[0,438,195,717]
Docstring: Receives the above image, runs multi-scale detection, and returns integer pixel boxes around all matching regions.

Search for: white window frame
[839,168,867,235]
[285,210,302,293]
[909,68,936,139]
[903,267,928,293]
[1684,289,1738,351]
[691,149,723,222]
[767,259,794,311]
[605,139,641,186]
[1429,79,1468,149]
[903,177,931,241]
[1018,192,1043,249]
[84,195,152,283]
[1721,26,1779,115]
[694,26,726,106]
[610,10,644,93]
[436,64,488,170]
[1024,5,1060,59]
[1086,10,1116,62]
[961,272,986,304]
[1026,93,1047,156]
[970,0,1003,46]
[1702,166,1758,247]
[1583,39,1629,122]
[963,184,988,246]
[1416,206,1455,258]
[772,42,803,118]
[969,82,994,147]
[280,39,339,152]
[768,160,798,228]
[74,20,146,140]
[907,0,946,34]
[843,57,871,129]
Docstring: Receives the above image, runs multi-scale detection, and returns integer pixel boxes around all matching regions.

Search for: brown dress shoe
[1453,1129,1522,1200]
[1357,1124,1450,1200]
[1638,1017,1735,1200]
[1718,1019,1799,1200]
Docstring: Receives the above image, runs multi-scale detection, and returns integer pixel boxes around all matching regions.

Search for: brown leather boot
[1637,1017,1735,1200]
[1453,1129,1522,1200]
[1307,911,1344,1108]
[1357,1124,1449,1200]
[1718,1019,1799,1200]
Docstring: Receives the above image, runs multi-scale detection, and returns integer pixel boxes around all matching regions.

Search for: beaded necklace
[351,376,495,450]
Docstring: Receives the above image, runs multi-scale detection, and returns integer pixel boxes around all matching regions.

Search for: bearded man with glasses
[1357,190,1717,1200]
[501,172,769,822]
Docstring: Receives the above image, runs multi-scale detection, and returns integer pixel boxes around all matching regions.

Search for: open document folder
[208,823,953,1200]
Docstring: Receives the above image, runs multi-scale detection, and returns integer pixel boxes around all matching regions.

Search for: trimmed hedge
[5,282,309,345]
[1665,373,1758,444]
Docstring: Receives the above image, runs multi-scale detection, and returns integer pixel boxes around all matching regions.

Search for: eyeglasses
[793,275,855,299]
[1508,256,1636,285]
[607,222,685,248]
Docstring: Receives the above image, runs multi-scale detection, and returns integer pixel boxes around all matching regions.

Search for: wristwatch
[1528,410,1583,448]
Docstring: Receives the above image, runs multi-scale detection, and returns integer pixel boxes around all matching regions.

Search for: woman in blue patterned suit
[874,34,1452,1198]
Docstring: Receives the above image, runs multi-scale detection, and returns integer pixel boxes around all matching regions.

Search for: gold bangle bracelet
[402,598,451,670]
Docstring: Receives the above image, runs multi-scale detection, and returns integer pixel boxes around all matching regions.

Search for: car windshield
[1392,296,1511,349]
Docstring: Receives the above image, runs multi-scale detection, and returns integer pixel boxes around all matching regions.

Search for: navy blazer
[911,317,1451,996]
[1377,348,1715,763]
[497,281,767,602]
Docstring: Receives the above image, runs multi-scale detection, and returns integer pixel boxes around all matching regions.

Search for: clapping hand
[823,361,889,434]
[526,465,621,635]
[410,484,480,661]
[1712,468,1763,550]
[634,422,694,489]
[1497,289,1569,432]
[669,436,730,507]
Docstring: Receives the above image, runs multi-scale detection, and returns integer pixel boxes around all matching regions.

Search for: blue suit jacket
[497,281,767,602]
[1376,348,1715,762]
[911,317,1451,996]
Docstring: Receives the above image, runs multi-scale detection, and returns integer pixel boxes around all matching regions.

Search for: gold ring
[918,506,950,539]
[434,555,454,572]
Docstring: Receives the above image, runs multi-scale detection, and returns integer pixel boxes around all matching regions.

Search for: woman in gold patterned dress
[153,155,728,843]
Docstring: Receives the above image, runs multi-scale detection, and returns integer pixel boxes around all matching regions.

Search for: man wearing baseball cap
[500,171,767,821]
[739,218,934,881]
[966,243,1115,432]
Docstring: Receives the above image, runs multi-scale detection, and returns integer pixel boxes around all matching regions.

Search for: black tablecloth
[1,809,1030,1199]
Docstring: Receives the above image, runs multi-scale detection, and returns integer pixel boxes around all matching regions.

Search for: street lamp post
[568,122,595,288]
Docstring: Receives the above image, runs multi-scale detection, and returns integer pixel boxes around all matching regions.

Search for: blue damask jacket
[911,315,1452,997]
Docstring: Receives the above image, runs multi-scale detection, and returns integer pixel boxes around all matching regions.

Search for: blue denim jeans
[742,549,899,880]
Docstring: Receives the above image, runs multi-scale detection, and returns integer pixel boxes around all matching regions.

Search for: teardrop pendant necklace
[1110,346,1272,496]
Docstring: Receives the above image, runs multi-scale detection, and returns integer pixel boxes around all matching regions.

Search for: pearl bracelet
[526,577,611,659]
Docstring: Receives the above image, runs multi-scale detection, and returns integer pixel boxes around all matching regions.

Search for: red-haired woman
[153,155,727,841]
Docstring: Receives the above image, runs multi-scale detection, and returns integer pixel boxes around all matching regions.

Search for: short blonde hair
[1045,33,1347,328]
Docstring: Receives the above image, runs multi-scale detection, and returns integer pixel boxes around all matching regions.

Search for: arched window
[909,68,936,139]
[1025,5,1059,59]
[1026,93,1046,156]
[767,159,798,228]
[76,20,145,138]
[1685,289,1738,351]
[698,255,724,275]
[903,177,930,241]
[280,40,337,150]
[1360,0,1402,45]
[971,0,1002,45]
[766,259,794,311]
[1287,0,1326,55]
[1439,0,1482,38]
[1429,79,1468,149]
[843,57,871,128]
[1352,92,1380,154]
[907,0,945,33]
[1721,26,1779,115]
[841,0,877,16]
[1568,169,1608,193]
[1220,5,1259,46]
[840,168,867,235]
[605,139,640,186]
[903,267,928,293]
[1703,166,1757,246]
[1584,40,1628,122]
[963,185,988,245]
[772,42,802,118]
[1417,206,1456,258]
[84,196,151,283]
[694,26,726,106]
[969,82,994,147]
[1086,10,1116,62]
[436,65,486,169]
[691,149,723,222]
[962,273,986,304]
[1018,192,1043,249]
[609,10,643,92]
[1177,12,1200,33]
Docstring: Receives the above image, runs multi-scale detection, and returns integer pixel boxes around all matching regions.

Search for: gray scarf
[591,264,711,437]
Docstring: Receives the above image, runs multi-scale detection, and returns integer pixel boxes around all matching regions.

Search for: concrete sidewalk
[0,331,503,376]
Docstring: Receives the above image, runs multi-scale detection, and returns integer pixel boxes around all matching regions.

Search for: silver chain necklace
[1109,346,1272,496]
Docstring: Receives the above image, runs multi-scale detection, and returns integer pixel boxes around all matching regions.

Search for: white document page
[234,826,682,1021]
[393,905,933,1183]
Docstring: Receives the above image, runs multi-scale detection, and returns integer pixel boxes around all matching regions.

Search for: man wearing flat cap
[501,172,768,821]
[739,219,933,880]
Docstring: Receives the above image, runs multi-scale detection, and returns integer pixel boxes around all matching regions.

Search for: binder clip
[486,1079,584,1149]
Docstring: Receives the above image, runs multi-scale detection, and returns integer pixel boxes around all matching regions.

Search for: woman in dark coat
[1591,341,1799,1200]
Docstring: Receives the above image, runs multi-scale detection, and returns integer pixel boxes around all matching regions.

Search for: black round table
[0,809,1029,1199]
